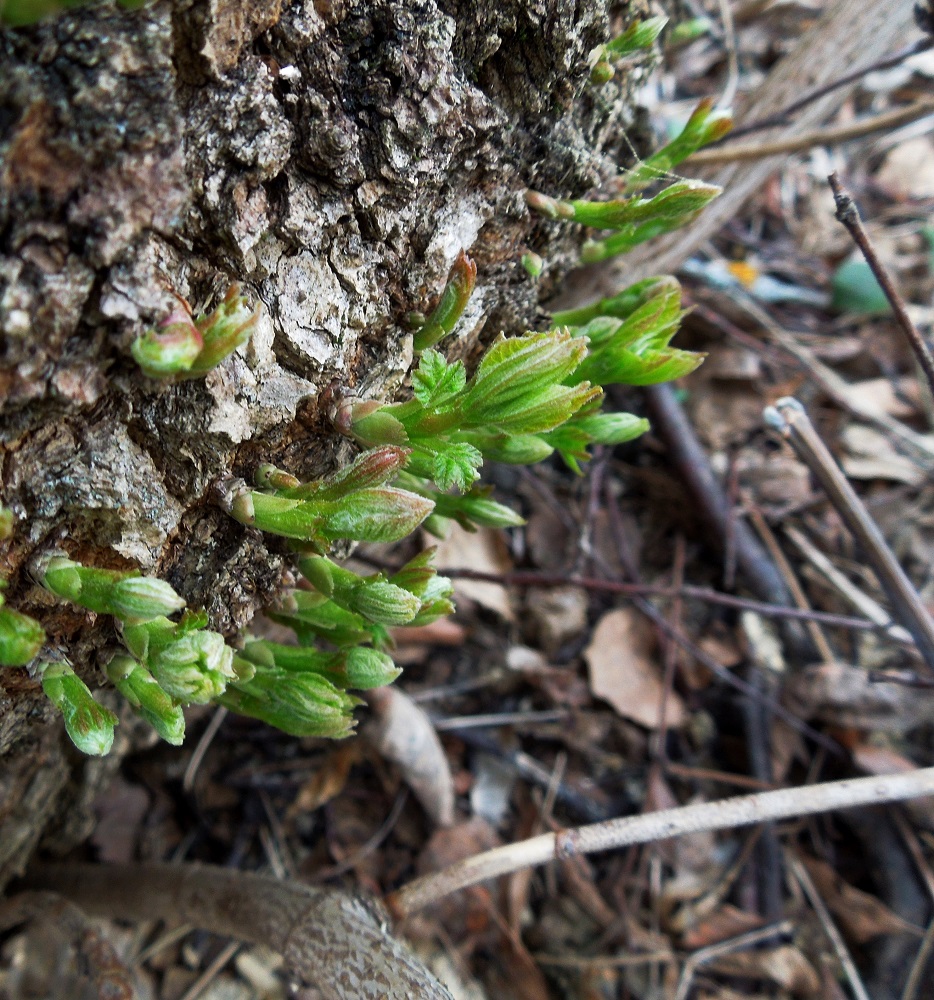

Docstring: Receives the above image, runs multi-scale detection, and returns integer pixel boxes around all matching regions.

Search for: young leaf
[411,350,467,408]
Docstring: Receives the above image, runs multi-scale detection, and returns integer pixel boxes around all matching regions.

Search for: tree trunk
[0,0,656,884]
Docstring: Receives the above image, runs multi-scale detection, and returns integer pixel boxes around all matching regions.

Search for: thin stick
[902,916,934,1000]
[674,921,794,1000]
[723,36,934,140]
[388,768,934,917]
[643,383,817,665]
[785,525,912,643]
[747,505,835,662]
[441,568,891,634]
[764,398,934,670]
[690,99,934,163]
[828,171,934,401]
[789,854,871,1000]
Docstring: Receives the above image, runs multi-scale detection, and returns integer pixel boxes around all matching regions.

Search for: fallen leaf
[783,662,934,732]
[584,608,685,730]
[679,904,765,950]
[525,585,588,654]
[841,424,924,485]
[710,945,820,996]
[432,525,514,620]
[876,136,934,199]
[91,777,150,864]
[800,854,922,942]
[844,378,918,419]
[286,742,364,819]
[365,687,455,827]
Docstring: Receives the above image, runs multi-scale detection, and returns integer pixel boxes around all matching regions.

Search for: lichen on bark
[0,0,653,882]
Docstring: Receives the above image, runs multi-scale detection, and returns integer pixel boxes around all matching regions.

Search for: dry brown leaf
[783,662,934,732]
[709,945,820,996]
[876,136,934,199]
[800,854,921,942]
[90,776,150,865]
[679,904,765,950]
[364,687,454,827]
[841,424,924,486]
[584,608,685,730]
[844,378,918,419]
[433,524,514,620]
[526,585,588,653]
[286,742,364,819]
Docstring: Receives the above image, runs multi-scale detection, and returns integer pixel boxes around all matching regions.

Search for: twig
[723,36,934,140]
[388,768,934,917]
[746,505,835,663]
[785,524,914,647]
[789,854,871,1000]
[689,99,934,164]
[440,567,901,636]
[764,398,934,671]
[903,918,934,1000]
[729,288,934,466]
[431,709,569,731]
[674,921,794,1000]
[714,0,739,109]
[183,706,228,793]
[828,172,934,402]
[179,940,241,1000]
[642,382,817,664]
[602,480,840,753]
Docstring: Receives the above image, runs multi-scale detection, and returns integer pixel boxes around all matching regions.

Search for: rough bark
[0,0,656,883]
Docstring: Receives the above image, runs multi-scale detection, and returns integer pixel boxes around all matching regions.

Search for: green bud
[589,60,614,84]
[125,616,235,704]
[350,581,421,625]
[188,283,260,376]
[669,16,713,45]
[267,591,389,649]
[0,506,14,540]
[315,488,435,544]
[337,400,409,448]
[461,330,590,423]
[551,275,680,328]
[0,601,45,666]
[624,101,732,191]
[281,447,411,501]
[581,182,721,261]
[341,646,401,689]
[387,547,439,597]
[219,668,359,738]
[605,15,668,56]
[37,554,183,622]
[520,251,544,277]
[40,662,118,756]
[254,464,301,490]
[110,577,186,622]
[131,308,203,379]
[525,190,576,220]
[298,555,421,625]
[413,250,478,352]
[35,554,86,604]
[299,554,336,596]
[106,654,185,745]
[474,433,554,465]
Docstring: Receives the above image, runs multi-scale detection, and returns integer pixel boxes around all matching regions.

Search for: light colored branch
[389,768,934,917]
[686,100,934,165]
